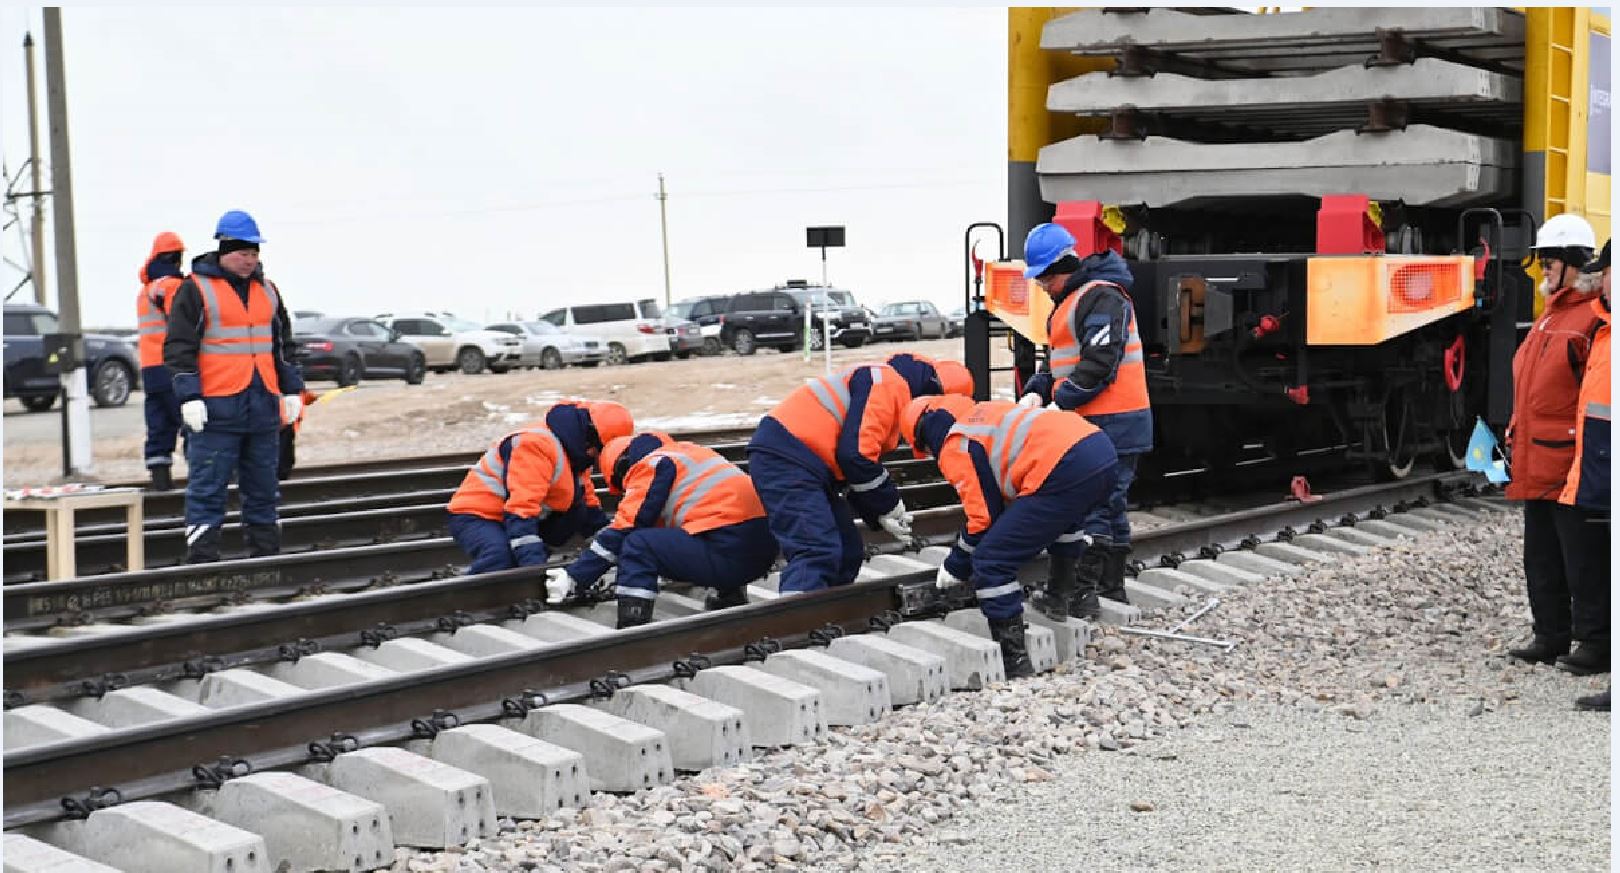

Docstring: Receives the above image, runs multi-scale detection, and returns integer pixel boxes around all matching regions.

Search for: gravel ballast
[389,505,1610,872]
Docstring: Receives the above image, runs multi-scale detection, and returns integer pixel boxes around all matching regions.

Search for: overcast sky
[0,7,1004,328]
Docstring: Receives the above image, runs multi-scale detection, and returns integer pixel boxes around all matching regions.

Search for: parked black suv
[3,303,140,411]
[719,284,872,355]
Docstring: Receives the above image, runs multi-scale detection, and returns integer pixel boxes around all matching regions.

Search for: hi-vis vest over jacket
[194,274,284,398]
[937,400,1102,537]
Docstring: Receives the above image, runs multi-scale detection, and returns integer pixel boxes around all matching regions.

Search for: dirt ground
[3,339,1013,486]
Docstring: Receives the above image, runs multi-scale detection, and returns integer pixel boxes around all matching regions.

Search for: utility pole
[24,31,47,305]
[44,7,93,478]
[656,173,671,310]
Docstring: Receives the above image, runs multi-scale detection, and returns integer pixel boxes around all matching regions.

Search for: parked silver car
[487,321,608,369]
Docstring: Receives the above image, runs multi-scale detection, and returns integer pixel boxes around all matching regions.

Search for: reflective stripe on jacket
[195,274,284,398]
[1561,299,1611,510]
[447,426,575,522]
[1047,280,1150,417]
[137,276,183,368]
[764,363,907,485]
[939,400,1101,534]
[613,441,765,535]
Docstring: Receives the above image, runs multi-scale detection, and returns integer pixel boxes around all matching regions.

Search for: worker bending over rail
[1016,222,1153,619]
[446,400,633,573]
[549,432,779,629]
[747,353,975,594]
[905,395,1118,677]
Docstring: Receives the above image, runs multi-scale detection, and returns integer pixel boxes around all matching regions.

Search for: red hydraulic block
[1316,194,1385,255]
[1053,200,1124,259]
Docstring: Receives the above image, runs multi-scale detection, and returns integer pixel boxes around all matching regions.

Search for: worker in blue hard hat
[164,209,305,562]
[1014,221,1153,621]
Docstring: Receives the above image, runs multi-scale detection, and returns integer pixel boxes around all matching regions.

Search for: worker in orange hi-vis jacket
[903,395,1118,678]
[446,400,633,573]
[549,432,779,628]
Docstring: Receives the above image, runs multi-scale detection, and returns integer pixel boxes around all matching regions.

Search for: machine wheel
[701,337,723,356]
[733,330,757,356]
[1373,386,1418,481]
[20,394,55,412]
[606,343,628,365]
[808,329,826,352]
[540,348,563,370]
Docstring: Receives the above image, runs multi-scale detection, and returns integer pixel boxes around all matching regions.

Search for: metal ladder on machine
[961,222,1043,401]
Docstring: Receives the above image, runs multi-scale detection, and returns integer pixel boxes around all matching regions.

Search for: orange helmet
[933,359,975,398]
[584,400,634,448]
[597,430,672,493]
[149,231,184,258]
[901,394,975,459]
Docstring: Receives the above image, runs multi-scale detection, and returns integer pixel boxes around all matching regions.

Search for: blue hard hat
[1023,223,1076,279]
[214,209,266,244]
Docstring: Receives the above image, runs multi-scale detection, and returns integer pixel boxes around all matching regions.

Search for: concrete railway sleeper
[0,482,1506,872]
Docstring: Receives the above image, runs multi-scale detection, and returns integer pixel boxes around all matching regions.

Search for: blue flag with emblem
[1465,418,1510,484]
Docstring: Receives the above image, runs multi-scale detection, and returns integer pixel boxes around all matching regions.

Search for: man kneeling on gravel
[546,432,779,629]
[902,394,1119,677]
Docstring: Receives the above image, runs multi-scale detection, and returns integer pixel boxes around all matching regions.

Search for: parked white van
[537,299,674,365]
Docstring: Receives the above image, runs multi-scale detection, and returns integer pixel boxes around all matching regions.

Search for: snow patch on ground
[638,412,761,433]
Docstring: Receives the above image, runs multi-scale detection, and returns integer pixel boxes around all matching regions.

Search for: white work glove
[181,399,207,432]
[935,564,967,590]
[879,502,913,540]
[1017,392,1045,409]
[281,394,304,424]
[1046,401,1062,411]
[545,567,577,604]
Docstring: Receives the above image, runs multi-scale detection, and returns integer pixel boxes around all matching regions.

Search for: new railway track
[4,470,1495,843]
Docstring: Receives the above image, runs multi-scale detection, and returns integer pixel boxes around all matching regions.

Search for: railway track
[4,470,1496,870]
[4,435,1364,581]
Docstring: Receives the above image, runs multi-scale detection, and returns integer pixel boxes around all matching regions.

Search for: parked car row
[3,303,139,411]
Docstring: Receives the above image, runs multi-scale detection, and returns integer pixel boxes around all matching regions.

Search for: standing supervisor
[550,432,779,628]
[906,395,1119,676]
[1505,214,1608,676]
[1015,222,1153,619]
[164,211,305,562]
[136,231,187,491]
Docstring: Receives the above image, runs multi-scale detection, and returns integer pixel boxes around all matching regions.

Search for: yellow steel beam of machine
[1007,7,1111,165]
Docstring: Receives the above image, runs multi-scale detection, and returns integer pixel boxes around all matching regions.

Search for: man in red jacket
[1504,214,1608,676]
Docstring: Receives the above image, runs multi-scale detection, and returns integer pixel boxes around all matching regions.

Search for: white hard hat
[1535,213,1598,252]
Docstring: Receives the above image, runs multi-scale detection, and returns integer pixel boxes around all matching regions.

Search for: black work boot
[147,465,173,492]
[1100,544,1133,604]
[616,596,656,630]
[704,587,748,611]
[244,524,281,558]
[1576,686,1611,712]
[185,526,222,564]
[987,615,1037,679]
[1507,636,1571,665]
[1031,555,1078,621]
[1069,545,1107,620]
[1557,642,1609,676]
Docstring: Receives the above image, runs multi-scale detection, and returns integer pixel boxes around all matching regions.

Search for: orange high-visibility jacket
[1047,280,1150,416]
[1507,284,1603,501]
[937,400,1101,535]
[612,441,765,535]
[194,274,284,397]
[448,426,579,523]
[765,362,910,486]
[136,276,183,368]
[1561,298,1610,509]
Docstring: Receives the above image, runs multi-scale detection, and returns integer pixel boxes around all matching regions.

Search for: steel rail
[1,471,1487,827]
[1,426,762,537]
[3,577,906,828]
[4,472,1481,702]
